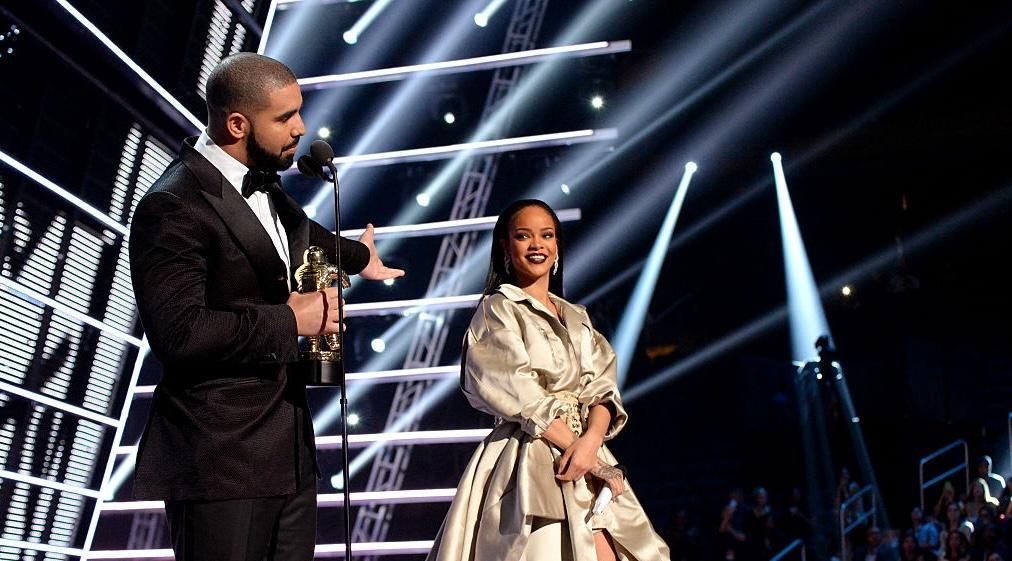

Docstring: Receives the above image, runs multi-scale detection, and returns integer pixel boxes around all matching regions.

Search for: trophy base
[292,355,344,386]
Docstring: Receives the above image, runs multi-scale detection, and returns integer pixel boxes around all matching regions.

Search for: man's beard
[247,124,296,172]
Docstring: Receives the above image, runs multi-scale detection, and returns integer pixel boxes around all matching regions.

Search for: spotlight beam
[298,41,632,89]
[557,1,832,195]
[625,181,1012,402]
[772,152,832,362]
[388,0,631,231]
[577,17,1000,306]
[612,162,696,387]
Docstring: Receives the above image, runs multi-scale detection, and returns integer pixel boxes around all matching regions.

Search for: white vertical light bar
[80,341,149,558]
[258,0,281,54]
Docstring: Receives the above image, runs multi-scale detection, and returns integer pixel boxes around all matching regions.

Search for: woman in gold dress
[427,200,670,561]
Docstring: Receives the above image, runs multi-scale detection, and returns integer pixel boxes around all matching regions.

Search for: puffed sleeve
[461,295,569,438]
[578,326,628,440]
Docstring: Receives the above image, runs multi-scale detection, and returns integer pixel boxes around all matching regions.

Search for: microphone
[309,139,337,175]
[593,486,613,515]
[297,154,324,178]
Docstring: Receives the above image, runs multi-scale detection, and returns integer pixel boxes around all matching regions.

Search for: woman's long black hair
[481,199,565,298]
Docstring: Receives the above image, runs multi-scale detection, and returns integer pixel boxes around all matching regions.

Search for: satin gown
[426,283,671,561]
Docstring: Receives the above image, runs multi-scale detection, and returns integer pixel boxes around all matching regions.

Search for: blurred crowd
[665,455,1012,561]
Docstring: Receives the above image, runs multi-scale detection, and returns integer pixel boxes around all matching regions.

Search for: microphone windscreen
[297,155,322,178]
[310,140,335,166]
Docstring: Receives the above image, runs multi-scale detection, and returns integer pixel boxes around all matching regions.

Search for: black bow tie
[241,170,281,198]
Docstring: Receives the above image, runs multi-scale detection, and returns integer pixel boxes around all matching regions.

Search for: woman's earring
[503,255,511,275]
[552,258,559,275]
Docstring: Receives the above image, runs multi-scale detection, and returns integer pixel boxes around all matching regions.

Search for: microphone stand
[323,161,353,560]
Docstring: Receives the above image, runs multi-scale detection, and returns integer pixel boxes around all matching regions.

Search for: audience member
[854,526,900,561]
[977,457,1006,500]
[913,505,942,553]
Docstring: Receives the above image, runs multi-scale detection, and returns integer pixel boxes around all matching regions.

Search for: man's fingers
[359,223,375,244]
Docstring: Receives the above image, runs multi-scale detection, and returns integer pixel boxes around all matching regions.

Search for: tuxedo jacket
[128,138,368,501]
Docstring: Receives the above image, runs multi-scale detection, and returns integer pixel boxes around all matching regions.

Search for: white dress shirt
[194,130,291,290]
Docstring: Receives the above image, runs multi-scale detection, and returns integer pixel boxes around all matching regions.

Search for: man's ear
[225,112,250,140]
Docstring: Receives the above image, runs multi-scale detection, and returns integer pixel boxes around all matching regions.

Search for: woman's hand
[591,462,625,499]
[555,433,602,482]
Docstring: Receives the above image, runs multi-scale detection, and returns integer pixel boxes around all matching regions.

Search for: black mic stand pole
[324,161,353,560]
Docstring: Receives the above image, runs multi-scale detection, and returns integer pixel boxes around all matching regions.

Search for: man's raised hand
[357,223,405,281]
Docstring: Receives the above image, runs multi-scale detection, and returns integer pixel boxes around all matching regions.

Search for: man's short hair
[205,53,296,122]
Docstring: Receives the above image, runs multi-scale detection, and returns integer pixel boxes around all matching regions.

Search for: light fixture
[443,112,456,124]
[318,126,331,139]
[383,278,395,286]
[416,193,431,207]
[590,95,605,110]
[370,338,386,353]
[560,183,571,195]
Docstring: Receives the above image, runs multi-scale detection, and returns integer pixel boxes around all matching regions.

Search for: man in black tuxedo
[128,53,404,561]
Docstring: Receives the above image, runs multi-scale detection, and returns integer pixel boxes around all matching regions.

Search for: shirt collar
[498,283,563,315]
[193,129,249,196]
[498,283,589,330]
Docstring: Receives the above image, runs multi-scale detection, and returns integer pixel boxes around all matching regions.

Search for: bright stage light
[590,95,605,109]
[347,413,361,426]
[561,183,571,195]
[371,338,386,353]
[612,161,696,387]
[415,193,431,207]
[772,151,832,362]
[474,0,508,28]
[383,278,396,286]
[443,112,456,124]
[841,285,853,297]
[342,0,392,46]
[318,126,332,139]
